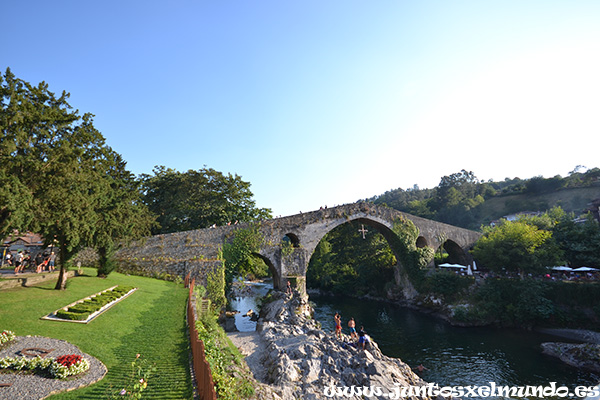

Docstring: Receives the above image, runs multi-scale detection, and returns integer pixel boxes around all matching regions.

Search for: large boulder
[255,291,443,399]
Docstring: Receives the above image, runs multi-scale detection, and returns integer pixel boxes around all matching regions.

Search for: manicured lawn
[0,268,193,399]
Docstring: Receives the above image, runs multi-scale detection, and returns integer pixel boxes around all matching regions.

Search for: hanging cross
[358,224,368,239]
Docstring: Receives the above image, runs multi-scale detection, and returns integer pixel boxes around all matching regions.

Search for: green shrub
[472,278,554,327]
[55,286,135,321]
[55,310,89,321]
[423,271,474,303]
[196,313,254,399]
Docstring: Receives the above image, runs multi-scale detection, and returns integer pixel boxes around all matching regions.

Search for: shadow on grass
[67,288,193,400]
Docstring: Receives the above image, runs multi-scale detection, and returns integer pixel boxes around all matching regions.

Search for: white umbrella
[472,260,477,271]
[551,266,573,271]
[572,267,598,272]
[467,265,473,276]
[439,263,467,269]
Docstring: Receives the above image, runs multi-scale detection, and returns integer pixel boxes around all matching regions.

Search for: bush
[196,313,254,399]
[423,271,474,303]
[546,281,600,307]
[472,278,554,327]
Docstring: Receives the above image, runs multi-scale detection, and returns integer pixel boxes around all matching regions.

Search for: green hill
[478,186,600,225]
[369,168,600,230]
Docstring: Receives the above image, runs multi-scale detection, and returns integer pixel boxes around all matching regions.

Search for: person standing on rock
[334,312,342,339]
[348,317,358,341]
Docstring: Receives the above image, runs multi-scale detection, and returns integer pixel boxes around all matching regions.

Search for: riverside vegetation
[308,207,600,330]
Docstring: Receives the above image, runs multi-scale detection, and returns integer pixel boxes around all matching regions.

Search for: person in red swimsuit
[334,312,342,339]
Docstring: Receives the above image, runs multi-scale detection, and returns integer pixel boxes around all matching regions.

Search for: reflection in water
[228,280,272,332]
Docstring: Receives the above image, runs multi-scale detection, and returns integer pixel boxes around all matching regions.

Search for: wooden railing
[186,275,217,400]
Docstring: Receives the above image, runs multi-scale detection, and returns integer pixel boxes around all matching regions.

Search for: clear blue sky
[4,1,600,216]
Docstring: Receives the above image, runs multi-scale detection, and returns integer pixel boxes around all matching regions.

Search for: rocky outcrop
[254,291,441,399]
[541,342,600,372]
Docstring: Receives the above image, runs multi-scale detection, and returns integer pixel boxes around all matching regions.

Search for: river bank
[228,291,442,400]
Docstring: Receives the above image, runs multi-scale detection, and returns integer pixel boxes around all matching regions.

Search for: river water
[229,281,599,399]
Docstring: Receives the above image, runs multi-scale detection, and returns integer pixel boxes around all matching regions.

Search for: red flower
[56,354,82,367]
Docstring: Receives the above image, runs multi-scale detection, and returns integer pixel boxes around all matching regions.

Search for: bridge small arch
[251,252,281,290]
[416,236,428,248]
[441,239,471,266]
[283,233,300,248]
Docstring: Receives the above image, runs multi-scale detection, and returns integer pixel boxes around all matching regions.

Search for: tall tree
[0,68,153,287]
[553,213,600,268]
[90,151,156,277]
[472,220,561,278]
[140,166,271,234]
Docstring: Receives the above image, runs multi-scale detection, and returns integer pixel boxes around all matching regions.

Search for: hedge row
[55,286,135,321]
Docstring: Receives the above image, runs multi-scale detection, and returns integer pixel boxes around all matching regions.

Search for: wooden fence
[187,275,217,400]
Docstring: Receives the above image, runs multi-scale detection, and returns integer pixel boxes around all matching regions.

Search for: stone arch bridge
[115,202,481,297]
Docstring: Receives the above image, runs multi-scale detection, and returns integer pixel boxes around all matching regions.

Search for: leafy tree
[140,166,271,234]
[431,170,487,228]
[517,206,565,231]
[0,68,153,287]
[221,225,267,287]
[553,213,600,268]
[91,152,156,277]
[472,220,561,278]
[525,175,565,194]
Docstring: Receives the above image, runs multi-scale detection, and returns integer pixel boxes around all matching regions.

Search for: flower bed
[0,353,90,379]
[0,330,15,346]
[45,285,137,323]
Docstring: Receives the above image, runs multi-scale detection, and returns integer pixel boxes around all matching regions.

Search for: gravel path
[0,336,107,400]
[227,331,267,382]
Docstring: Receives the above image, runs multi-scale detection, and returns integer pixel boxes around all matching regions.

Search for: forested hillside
[368,167,600,230]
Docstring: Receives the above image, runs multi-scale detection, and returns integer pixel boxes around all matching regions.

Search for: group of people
[334,312,371,349]
[333,312,430,375]
[4,250,56,274]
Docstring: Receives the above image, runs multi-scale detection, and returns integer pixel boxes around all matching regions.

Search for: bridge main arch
[255,202,481,297]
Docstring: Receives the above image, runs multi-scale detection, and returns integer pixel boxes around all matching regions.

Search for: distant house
[490,211,542,226]
[2,232,46,255]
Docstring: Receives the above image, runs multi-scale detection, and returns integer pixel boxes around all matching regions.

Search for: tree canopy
[472,220,561,277]
[0,68,154,287]
[140,166,272,234]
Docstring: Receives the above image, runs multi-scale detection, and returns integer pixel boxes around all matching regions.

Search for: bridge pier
[276,246,310,296]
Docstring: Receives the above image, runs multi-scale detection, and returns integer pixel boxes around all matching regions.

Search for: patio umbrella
[439,263,467,269]
[572,267,598,272]
[551,266,573,271]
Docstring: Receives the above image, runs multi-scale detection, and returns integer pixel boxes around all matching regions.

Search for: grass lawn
[0,268,193,399]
